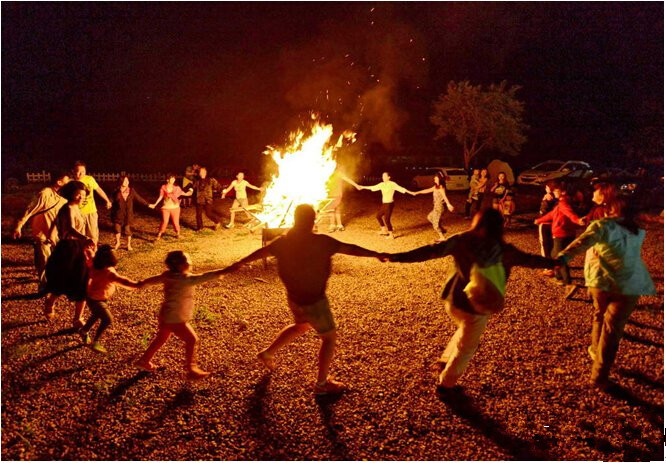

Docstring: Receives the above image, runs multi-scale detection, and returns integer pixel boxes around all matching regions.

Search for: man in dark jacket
[193,167,223,231]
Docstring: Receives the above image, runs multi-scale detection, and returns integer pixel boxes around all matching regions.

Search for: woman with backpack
[390,209,554,391]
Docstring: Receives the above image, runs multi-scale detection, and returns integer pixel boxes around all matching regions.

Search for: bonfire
[254,117,355,228]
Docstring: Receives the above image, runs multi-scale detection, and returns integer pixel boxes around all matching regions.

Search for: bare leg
[73,300,86,328]
[317,329,337,384]
[127,235,133,251]
[113,233,121,250]
[263,323,310,355]
[44,293,57,320]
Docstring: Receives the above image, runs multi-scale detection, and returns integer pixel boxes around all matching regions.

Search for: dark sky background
[2,2,663,176]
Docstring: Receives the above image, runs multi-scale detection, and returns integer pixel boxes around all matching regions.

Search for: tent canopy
[487,159,515,185]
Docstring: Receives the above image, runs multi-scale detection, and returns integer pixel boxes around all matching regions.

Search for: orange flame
[255,119,354,228]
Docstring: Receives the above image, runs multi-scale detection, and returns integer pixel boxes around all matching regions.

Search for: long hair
[434,172,445,189]
[117,175,130,190]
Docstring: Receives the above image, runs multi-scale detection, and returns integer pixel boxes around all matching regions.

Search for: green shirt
[559,218,655,296]
[78,175,100,215]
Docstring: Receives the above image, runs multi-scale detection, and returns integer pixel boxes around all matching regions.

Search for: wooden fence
[26,171,167,183]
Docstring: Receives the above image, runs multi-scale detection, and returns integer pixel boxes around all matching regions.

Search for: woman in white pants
[390,209,553,391]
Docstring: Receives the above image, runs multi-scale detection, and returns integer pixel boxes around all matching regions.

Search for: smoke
[277,6,428,155]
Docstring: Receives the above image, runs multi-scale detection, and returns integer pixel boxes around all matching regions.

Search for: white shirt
[369,181,407,203]
[159,271,221,323]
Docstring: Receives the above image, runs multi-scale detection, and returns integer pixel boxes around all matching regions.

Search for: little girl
[135,251,227,380]
[81,245,142,353]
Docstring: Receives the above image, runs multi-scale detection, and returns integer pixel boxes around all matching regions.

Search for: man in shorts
[223,204,387,394]
[222,172,262,228]
[73,161,112,244]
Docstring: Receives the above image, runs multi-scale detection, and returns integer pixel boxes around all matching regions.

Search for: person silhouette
[223,204,387,395]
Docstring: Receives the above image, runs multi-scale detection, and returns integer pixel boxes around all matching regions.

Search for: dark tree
[430,81,528,169]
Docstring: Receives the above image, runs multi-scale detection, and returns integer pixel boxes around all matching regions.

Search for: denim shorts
[288,296,336,334]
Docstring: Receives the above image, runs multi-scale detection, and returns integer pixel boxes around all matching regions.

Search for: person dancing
[390,209,554,392]
[222,172,262,228]
[223,204,387,395]
[111,175,150,251]
[414,172,454,242]
[356,172,414,239]
[557,198,655,389]
[43,181,95,327]
[149,174,193,240]
[14,172,70,289]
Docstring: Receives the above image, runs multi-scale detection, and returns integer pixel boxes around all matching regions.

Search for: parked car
[412,167,470,191]
[517,160,593,185]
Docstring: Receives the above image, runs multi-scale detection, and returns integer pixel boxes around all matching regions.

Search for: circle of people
[13,161,655,393]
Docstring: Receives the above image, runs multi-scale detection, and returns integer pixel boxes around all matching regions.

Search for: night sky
[2,2,663,177]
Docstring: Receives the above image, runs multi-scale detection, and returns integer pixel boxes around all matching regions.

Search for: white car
[412,167,470,191]
[517,160,593,185]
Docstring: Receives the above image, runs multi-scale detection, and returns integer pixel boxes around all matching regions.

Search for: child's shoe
[378,227,388,236]
[134,359,156,372]
[186,366,211,381]
[257,350,276,371]
[335,225,345,231]
[80,330,91,345]
[314,378,347,395]
[90,342,107,354]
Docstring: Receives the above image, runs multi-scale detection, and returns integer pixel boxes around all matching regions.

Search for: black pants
[464,197,482,218]
[538,223,554,258]
[196,202,222,230]
[82,299,113,342]
[552,236,574,284]
[376,203,395,231]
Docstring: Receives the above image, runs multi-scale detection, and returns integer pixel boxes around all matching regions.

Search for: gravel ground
[1,187,664,460]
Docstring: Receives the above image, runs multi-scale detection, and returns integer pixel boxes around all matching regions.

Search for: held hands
[12,228,21,240]
[375,252,391,263]
[106,201,112,210]
[149,204,156,209]
[447,203,454,212]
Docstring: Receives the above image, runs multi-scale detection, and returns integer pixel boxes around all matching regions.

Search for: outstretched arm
[414,186,435,195]
[110,272,142,289]
[95,185,113,209]
[222,246,273,273]
[14,192,48,238]
[340,174,359,189]
[149,192,164,209]
[389,237,458,263]
[337,242,388,261]
[246,182,262,191]
[222,180,236,197]
[138,273,168,287]
[504,244,556,269]
[557,222,604,264]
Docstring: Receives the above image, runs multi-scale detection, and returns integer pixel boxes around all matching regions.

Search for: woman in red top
[534,181,584,287]
[149,174,193,240]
